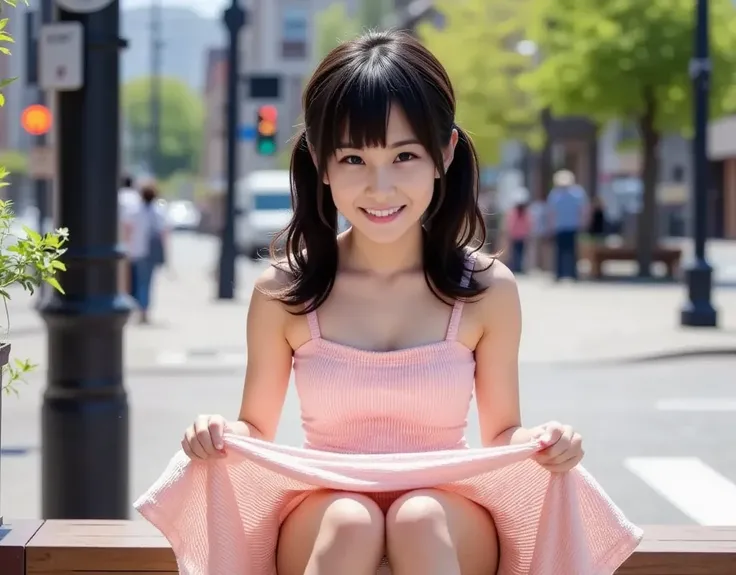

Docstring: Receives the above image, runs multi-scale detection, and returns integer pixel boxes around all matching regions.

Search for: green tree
[315,3,361,59]
[525,0,736,275]
[419,0,542,165]
[357,0,393,30]
[122,76,204,179]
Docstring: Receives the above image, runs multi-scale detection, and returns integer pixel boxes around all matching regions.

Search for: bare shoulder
[471,253,521,317]
[251,260,297,318]
[254,259,294,295]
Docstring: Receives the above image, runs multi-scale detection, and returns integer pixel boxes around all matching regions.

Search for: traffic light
[256,105,278,156]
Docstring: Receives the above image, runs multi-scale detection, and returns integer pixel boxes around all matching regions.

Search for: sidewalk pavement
[7,273,735,370]
[4,242,735,370]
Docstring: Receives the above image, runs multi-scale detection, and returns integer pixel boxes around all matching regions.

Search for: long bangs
[313,57,447,170]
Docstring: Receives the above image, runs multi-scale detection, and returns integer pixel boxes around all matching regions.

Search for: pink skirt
[134,434,643,575]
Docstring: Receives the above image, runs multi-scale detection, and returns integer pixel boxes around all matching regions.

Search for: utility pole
[40,0,133,519]
[149,0,163,177]
[217,0,246,300]
[680,0,717,327]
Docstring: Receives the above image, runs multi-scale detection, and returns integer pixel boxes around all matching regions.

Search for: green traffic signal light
[257,139,276,156]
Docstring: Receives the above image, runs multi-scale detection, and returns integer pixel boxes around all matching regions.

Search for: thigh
[276,490,384,575]
[387,489,499,575]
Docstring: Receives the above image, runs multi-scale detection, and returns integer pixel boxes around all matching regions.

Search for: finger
[539,422,564,446]
[542,453,582,473]
[185,429,208,459]
[208,416,226,451]
[181,438,197,460]
[540,426,575,459]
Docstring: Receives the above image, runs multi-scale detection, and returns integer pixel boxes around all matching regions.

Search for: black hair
[140,184,157,205]
[271,30,492,313]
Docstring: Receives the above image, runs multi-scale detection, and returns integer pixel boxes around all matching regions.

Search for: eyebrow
[337,138,421,149]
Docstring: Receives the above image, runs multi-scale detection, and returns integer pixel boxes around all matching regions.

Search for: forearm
[489,425,535,447]
[229,419,263,440]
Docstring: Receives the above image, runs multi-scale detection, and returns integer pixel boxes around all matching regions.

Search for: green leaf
[44,276,64,294]
[21,225,41,243]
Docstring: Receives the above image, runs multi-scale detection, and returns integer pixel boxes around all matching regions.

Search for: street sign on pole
[28,146,56,180]
[39,22,83,91]
[237,125,256,141]
[55,0,114,12]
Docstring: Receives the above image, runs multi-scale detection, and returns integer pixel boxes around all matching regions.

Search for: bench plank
[24,520,736,574]
[0,520,45,575]
[618,526,736,574]
[26,520,176,573]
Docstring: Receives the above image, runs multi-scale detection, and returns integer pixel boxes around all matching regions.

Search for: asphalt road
[2,356,734,527]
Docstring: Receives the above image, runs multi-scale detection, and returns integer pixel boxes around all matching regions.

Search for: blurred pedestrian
[123,182,168,324]
[546,170,589,281]
[118,174,140,295]
[504,191,531,273]
[588,195,608,243]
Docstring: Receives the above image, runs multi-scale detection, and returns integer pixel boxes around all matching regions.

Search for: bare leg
[386,489,499,575]
[277,490,385,575]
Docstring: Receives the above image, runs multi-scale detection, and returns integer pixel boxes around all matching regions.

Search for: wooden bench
[2,519,736,574]
[584,244,683,280]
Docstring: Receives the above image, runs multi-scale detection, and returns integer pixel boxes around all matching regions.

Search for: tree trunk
[636,92,660,278]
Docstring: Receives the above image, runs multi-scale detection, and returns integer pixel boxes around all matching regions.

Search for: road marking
[156,351,245,367]
[625,457,736,525]
[655,398,736,412]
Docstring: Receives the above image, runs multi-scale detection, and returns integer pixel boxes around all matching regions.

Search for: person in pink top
[505,196,532,273]
[135,30,641,575]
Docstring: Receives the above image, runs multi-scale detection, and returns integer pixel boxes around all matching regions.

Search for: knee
[386,489,449,542]
[321,492,384,546]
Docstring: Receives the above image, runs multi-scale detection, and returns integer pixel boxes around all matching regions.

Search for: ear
[435,128,459,178]
[307,140,330,186]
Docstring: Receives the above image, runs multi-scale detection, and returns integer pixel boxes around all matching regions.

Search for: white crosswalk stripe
[624,457,736,526]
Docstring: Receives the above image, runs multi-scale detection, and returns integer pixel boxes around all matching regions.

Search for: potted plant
[0,0,68,527]
[0,200,68,526]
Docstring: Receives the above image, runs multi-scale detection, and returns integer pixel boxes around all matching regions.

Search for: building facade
[200,0,362,188]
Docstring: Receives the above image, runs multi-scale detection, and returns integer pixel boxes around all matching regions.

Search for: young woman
[140,30,640,575]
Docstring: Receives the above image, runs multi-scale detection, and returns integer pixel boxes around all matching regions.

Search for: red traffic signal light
[258,105,278,123]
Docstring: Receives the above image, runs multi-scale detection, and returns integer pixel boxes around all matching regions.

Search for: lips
[359,205,407,224]
[362,206,403,217]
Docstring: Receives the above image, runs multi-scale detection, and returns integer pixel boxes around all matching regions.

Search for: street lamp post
[39,0,133,519]
[680,0,717,327]
[217,1,246,300]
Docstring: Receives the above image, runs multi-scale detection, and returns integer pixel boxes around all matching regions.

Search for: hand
[531,421,584,473]
[182,414,229,460]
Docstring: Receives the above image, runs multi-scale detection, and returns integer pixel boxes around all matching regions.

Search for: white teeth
[364,207,402,217]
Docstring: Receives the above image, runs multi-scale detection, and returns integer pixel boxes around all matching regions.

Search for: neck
[343,225,423,276]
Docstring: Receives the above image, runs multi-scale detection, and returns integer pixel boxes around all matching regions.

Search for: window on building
[282,8,308,59]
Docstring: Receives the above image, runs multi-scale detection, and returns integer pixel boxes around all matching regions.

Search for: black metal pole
[39,1,133,519]
[680,0,717,327]
[217,1,246,300]
[149,0,162,177]
[33,0,54,304]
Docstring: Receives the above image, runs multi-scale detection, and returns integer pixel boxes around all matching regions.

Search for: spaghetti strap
[306,310,321,340]
[445,251,478,341]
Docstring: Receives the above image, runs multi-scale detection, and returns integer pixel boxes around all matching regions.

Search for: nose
[367,165,395,198]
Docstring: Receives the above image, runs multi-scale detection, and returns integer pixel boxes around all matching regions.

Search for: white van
[235,170,293,259]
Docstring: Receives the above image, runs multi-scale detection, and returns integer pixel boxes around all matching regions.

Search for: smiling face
[324,105,457,245]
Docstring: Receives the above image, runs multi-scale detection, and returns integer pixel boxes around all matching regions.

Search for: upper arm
[473,259,523,446]
[236,267,294,441]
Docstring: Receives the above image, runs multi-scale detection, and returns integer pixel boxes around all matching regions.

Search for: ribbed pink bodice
[293,261,477,455]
